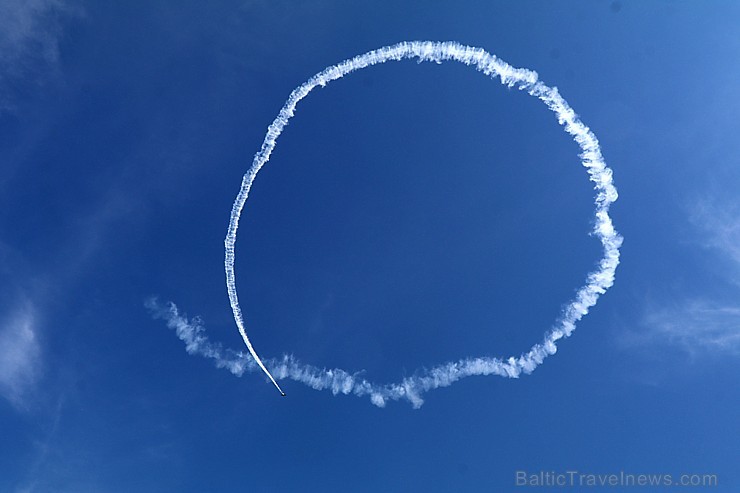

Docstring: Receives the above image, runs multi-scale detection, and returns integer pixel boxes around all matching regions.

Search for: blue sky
[1,1,738,491]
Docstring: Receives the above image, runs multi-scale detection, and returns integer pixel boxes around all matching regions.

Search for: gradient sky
[1,1,738,492]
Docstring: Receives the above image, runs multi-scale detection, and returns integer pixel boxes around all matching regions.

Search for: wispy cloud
[690,199,740,274]
[641,301,740,356]
[12,396,65,493]
[0,301,42,408]
[0,0,80,112]
[630,200,740,356]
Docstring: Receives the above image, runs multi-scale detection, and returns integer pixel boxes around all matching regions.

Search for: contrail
[155,41,622,408]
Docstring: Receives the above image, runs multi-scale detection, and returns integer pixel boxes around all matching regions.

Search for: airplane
[281,392,286,397]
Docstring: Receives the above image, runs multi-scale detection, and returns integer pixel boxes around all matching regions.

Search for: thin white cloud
[642,301,740,356]
[690,199,740,271]
[630,200,740,356]
[0,0,79,112]
[0,302,42,408]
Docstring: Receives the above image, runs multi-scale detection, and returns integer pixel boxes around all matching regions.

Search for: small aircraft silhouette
[281,392,286,397]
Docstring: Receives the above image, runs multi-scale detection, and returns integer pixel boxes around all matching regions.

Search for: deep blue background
[1,1,738,491]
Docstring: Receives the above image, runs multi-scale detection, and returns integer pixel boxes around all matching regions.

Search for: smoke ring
[219,41,623,407]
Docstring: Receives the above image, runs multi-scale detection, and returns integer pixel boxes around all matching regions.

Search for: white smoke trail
[158,41,622,408]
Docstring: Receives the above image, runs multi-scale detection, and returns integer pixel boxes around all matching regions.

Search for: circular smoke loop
[152,41,623,408]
